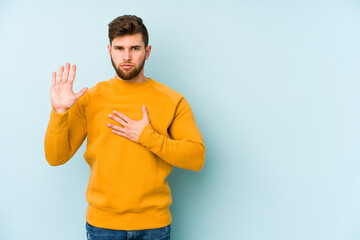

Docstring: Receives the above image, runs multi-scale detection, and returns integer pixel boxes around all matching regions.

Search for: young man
[44,15,205,240]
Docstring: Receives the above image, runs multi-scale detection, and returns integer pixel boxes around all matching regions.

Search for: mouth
[121,64,134,70]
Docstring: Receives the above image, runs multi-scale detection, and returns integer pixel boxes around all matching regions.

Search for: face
[108,33,151,81]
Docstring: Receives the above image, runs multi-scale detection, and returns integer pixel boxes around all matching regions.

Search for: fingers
[108,113,127,126]
[54,63,75,85]
[51,72,56,86]
[110,128,126,137]
[68,64,76,84]
[112,111,131,123]
[107,123,124,133]
[63,63,70,82]
[57,65,64,83]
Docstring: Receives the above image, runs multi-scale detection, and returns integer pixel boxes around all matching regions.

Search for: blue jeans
[86,222,171,240]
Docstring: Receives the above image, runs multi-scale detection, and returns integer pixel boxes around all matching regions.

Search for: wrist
[53,107,68,113]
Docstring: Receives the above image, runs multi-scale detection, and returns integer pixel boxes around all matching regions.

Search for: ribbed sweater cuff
[137,124,159,150]
[48,108,69,132]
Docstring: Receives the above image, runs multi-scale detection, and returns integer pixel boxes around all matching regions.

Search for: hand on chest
[87,99,175,138]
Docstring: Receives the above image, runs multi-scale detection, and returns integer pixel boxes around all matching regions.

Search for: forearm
[44,109,86,166]
[137,124,205,171]
[44,125,71,166]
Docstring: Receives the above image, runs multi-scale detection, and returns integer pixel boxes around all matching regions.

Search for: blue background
[1,0,360,239]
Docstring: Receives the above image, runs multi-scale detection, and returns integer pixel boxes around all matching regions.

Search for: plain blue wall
[1,0,360,239]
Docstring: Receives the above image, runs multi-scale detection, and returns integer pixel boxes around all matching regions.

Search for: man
[44,15,205,240]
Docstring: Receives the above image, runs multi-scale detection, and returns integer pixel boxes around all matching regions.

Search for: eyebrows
[112,44,142,49]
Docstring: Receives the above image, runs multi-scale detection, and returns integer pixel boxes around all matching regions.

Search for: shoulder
[76,79,112,106]
[83,79,114,100]
[88,79,111,94]
[150,79,184,104]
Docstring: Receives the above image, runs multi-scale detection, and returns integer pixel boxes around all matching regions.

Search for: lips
[121,64,133,70]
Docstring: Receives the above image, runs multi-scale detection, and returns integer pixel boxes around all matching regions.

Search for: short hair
[108,15,149,47]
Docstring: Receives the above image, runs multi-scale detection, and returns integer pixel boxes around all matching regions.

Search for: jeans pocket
[86,222,118,239]
[142,224,171,240]
[87,232,118,240]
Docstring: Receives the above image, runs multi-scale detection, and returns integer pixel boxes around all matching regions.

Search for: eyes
[114,46,141,51]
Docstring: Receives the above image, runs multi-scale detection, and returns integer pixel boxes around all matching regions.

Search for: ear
[145,45,152,60]
[107,44,111,55]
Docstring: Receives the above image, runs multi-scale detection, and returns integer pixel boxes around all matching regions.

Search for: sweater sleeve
[137,97,205,172]
[44,94,88,166]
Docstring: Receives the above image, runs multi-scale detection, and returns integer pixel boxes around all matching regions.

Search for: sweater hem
[85,204,172,230]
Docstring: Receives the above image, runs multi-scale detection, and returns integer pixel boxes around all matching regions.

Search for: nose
[123,49,132,61]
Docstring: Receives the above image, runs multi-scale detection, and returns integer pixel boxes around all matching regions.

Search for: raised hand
[50,63,88,113]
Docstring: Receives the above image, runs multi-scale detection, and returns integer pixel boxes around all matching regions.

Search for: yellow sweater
[44,77,205,230]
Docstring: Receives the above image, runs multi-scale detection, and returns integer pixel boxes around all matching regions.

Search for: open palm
[50,63,88,113]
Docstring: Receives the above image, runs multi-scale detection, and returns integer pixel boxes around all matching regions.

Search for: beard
[110,55,146,80]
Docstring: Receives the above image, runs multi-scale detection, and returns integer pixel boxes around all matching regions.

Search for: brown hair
[108,15,149,47]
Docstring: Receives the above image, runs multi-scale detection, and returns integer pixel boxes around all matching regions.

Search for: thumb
[75,87,88,99]
[142,105,150,122]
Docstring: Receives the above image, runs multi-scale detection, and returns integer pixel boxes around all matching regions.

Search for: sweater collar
[110,77,153,90]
